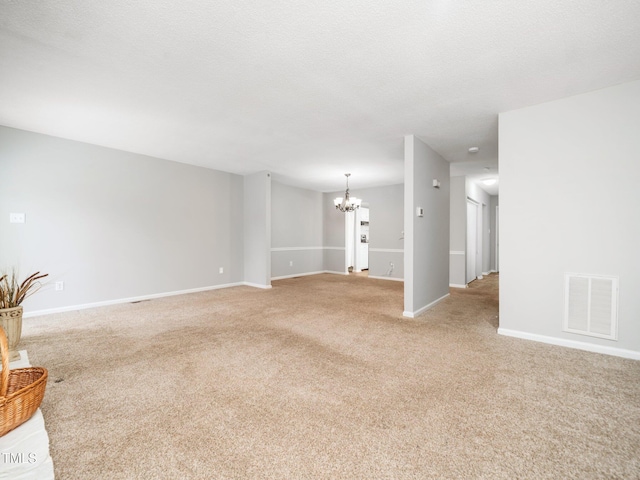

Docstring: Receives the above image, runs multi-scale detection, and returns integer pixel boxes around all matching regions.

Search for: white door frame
[344,211,356,273]
[495,205,499,272]
[466,198,480,284]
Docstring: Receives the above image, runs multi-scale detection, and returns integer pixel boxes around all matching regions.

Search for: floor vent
[564,273,618,340]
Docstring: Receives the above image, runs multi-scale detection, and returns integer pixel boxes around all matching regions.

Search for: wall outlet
[289,261,293,267]
[219,267,224,274]
[9,213,25,223]
[55,281,64,291]
[386,262,395,276]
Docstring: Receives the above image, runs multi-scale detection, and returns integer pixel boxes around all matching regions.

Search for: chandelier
[333,173,361,212]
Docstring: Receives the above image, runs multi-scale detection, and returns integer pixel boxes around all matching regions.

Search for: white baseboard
[449,283,467,289]
[273,271,402,282]
[23,282,246,318]
[403,293,450,319]
[243,282,272,289]
[271,271,326,281]
[497,328,640,361]
[368,275,404,282]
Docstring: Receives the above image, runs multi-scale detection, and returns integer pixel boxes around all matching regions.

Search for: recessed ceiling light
[468,147,479,153]
[483,179,497,186]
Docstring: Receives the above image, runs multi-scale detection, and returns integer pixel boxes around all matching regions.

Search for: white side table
[0,351,54,479]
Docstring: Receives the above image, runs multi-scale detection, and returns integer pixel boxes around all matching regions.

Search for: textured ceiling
[2,1,640,193]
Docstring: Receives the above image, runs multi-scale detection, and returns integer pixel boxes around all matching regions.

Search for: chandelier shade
[334,173,361,212]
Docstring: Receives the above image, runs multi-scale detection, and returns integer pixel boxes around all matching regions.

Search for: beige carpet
[21,274,640,479]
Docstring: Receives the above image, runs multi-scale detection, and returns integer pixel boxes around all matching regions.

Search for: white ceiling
[2,1,640,194]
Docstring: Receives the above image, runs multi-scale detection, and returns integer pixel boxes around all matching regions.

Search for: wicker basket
[0,326,48,437]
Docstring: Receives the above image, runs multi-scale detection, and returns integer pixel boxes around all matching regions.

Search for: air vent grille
[564,274,618,340]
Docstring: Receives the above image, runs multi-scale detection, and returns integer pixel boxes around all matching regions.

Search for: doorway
[345,204,369,275]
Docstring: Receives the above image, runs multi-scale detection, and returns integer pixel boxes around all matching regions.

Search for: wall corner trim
[403,293,450,319]
[271,247,325,252]
[243,282,272,289]
[368,275,404,282]
[271,271,326,281]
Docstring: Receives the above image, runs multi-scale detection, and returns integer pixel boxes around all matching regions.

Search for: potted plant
[0,271,48,361]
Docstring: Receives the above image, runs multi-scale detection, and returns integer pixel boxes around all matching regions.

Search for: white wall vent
[564,273,618,340]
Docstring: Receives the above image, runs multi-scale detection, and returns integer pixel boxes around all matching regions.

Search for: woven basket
[0,326,48,437]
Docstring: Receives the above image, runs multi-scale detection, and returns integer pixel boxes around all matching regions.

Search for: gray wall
[404,135,450,317]
[0,125,244,313]
[271,181,324,278]
[323,192,346,273]
[322,184,404,279]
[499,79,640,356]
[350,184,404,280]
[243,171,271,287]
